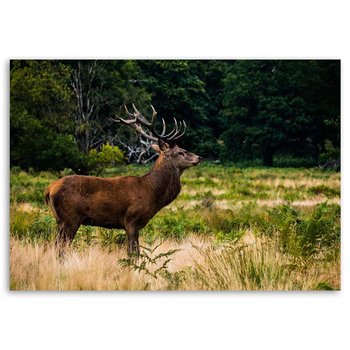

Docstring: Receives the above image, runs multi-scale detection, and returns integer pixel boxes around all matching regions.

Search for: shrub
[87,143,125,175]
[319,140,340,165]
[268,203,340,256]
[10,209,55,242]
[30,215,56,241]
[143,210,208,241]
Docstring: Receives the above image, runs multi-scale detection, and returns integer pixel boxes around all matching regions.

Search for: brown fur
[45,142,201,256]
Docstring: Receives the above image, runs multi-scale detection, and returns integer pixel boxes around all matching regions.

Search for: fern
[118,243,181,280]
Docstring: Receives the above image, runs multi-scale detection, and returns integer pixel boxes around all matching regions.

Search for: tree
[68,60,152,172]
[221,60,340,166]
[10,59,340,170]
[10,60,80,171]
[138,60,219,157]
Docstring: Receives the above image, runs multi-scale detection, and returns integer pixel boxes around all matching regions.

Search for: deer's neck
[146,155,182,209]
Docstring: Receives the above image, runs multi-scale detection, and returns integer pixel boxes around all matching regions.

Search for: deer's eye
[178,151,185,156]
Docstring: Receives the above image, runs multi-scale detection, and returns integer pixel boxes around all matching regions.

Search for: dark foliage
[10,59,340,171]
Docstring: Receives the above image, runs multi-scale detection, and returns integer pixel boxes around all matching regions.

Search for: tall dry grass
[10,235,209,291]
[10,232,340,291]
[187,238,340,290]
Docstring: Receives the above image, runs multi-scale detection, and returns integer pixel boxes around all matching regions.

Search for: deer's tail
[44,184,60,222]
[44,185,51,206]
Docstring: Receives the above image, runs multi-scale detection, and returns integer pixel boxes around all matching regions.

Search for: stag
[45,104,201,257]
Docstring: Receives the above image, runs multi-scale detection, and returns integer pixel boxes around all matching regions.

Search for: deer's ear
[158,139,170,152]
[151,144,161,153]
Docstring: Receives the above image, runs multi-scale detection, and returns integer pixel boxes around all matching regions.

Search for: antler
[112,104,187,143]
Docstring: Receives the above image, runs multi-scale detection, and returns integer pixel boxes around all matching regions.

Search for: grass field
[10,164,341,291]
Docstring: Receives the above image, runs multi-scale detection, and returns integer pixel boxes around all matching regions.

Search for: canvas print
[10,60,340,291]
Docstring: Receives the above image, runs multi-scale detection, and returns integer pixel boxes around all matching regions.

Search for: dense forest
[10,60,340,173]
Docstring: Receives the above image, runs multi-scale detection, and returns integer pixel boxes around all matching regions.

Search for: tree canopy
[10,59,340,172]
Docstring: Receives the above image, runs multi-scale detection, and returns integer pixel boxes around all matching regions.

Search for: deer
[45,104,202,257]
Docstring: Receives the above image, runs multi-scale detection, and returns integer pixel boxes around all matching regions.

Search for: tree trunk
[311,142,320,164]
[262,146,274,167]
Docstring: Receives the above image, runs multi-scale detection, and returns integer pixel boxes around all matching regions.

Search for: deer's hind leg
[55,220,80,259]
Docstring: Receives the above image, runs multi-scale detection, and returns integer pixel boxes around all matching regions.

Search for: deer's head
[151,140,201,170]
[113,104,202,170]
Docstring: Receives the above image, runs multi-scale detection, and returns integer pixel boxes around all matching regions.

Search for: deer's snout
[193,156,202,165]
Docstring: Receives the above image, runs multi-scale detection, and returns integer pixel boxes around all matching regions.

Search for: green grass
[10,170,57,206]
[10,164,341,250]
[178,165,340,202]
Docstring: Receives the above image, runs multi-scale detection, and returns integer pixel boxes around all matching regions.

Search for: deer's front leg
[125,225,140,257]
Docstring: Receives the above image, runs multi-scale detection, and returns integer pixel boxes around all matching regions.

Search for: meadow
[10,164,341,291]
